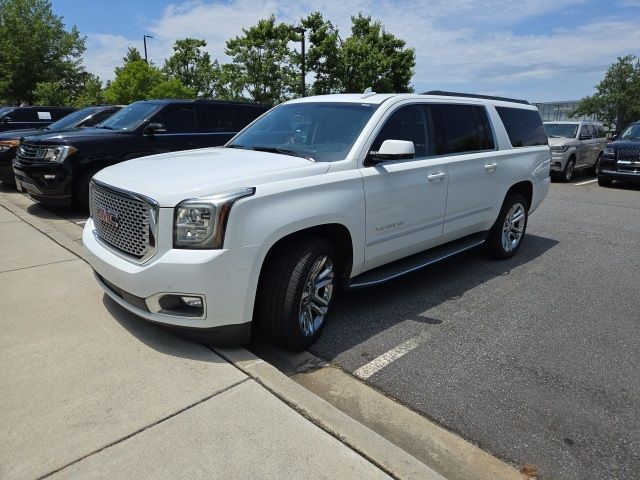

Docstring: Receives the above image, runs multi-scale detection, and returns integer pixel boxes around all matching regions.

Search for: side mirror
[366,140,415,165]
[610,133,619,141]
[1,116,11,123]
[579,134,592,140]
[144,122,167,135]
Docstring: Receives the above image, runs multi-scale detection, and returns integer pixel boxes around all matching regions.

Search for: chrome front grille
[89,181,158,263]
[16,144,39,161]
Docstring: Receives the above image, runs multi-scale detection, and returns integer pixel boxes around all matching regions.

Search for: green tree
[225,16,298,104]
[0,0,86,104]
[105,56,194,104]
[72,73,105,107]
[572,55,640,131]
[33,80,70,105]
[163,38,219,97]
[301,13,415,94]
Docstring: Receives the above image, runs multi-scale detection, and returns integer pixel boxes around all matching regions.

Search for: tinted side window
[9,108,39,121]
[155,108,198,133]
[236,107,266,129]
[201,107,236,132]
[430,104,494,154]
[579,124,593,138]
[50,108,74,121]
[370,105,430,158]
[596,126,606,138]
[496,107,547,147]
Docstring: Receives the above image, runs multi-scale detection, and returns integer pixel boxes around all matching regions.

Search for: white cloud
[82,0,640,101]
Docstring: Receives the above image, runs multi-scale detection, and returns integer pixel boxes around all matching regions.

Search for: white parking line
[354,332,430,380]
[574,179,597,186]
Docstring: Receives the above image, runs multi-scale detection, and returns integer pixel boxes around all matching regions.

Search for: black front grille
[617,148,640,161]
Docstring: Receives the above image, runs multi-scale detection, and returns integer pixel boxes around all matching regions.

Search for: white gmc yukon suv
[83,91,551,349]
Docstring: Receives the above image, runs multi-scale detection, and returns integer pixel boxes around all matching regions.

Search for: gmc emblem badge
[96,207,120,228]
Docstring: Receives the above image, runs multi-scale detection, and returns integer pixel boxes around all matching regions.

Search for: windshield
[544,123,578,138]
[621,124,640,141]
[97,103,160,131]
[45,107,99,131]
[228,102,379,162]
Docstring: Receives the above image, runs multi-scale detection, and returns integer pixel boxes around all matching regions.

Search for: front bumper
[598,169,640,182]
[12,158,72,205]
[83,218,261,341]
[549,150,571,171]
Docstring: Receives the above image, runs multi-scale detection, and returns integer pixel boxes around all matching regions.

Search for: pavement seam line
[36,377,250,480]
[211,346,416,480]
[0,258,79,275]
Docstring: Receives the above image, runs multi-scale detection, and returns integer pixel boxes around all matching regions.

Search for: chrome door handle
[484,162,499,172]
[427,172,446,182]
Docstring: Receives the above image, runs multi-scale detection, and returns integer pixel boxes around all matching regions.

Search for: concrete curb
[214,346,445,480]
[0,190,443,480]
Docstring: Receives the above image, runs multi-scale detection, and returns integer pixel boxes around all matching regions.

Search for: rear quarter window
[496,107,547,147]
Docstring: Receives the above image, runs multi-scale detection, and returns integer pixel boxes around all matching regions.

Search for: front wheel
[598,176,612,187]
[256,238,336,350]
[562,156,576,182]
[484,193,528,259]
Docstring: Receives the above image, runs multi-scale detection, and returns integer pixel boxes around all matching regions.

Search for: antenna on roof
[361,87,376,99]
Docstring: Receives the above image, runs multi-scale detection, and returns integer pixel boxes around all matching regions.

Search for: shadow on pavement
[309,234,559,359]
[102,295,224,362]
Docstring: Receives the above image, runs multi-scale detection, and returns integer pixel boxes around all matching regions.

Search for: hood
[547,137,577,147]
[609,139,640,148]
[21,127,121,145]
[0,128,43,140]
[94,147,330,207]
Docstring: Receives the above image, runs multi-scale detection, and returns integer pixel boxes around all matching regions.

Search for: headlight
[603,147,615,156]
[0,139,19,152]
[38,145,77,163]
[550,145,569,152]
[174,187,255,249]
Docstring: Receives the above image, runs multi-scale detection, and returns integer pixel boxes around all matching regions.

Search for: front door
[144,106,202,155]
[361,104,448,271]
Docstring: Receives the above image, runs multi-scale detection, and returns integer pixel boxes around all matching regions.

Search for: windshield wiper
[225,144,251,149]
[97,125,115,130]
[249,146,314,161]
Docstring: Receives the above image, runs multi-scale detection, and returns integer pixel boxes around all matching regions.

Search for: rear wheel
[256,237,336,350]
[484,193,528,259]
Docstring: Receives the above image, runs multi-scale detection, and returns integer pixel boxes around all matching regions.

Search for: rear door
[430,103,499,242]
[197,105,238,146]
[361,103,449,270]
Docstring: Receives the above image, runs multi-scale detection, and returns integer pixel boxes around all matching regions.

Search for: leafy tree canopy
[572,55,640,131]
[0,0,86,104]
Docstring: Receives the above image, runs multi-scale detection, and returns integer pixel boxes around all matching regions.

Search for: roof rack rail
[421,90,530,105]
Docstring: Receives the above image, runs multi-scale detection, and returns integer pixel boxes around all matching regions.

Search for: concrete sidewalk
[0,203,442,480]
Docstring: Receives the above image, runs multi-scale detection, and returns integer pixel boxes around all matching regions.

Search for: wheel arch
[506,180,533,211]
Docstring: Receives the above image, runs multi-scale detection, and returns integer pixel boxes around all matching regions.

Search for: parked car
[544,121,607,181]
[597,120,640,187]
[12,99,269,209]
[82,91,550,349]
[0,105,121,186]
[0,106,76,132]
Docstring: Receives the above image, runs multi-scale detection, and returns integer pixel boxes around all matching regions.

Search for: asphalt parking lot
[309,175,640,480]
[2,174,639,480]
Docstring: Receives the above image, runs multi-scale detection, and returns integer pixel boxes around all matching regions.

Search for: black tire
[256,237,337,350]
[483,192,528,259]
[562,156,576,182]
[74,167,102,211]
[598,176,612,187]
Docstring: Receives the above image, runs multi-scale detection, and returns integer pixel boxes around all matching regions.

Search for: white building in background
[533,100,598,122]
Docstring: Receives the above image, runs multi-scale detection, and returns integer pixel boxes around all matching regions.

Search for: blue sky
[52,0,640,102]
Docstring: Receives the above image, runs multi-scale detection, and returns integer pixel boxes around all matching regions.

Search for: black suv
[0,106,76,131]
[13,99,269,209]
[0,105,121,185]
[598,121,640,187]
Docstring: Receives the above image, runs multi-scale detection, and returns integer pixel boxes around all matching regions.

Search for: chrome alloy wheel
[298,255,334,337]
[502,203,526,252]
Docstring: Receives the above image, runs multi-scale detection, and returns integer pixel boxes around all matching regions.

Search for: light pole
[143,35,154,63]
[294,27,306,97]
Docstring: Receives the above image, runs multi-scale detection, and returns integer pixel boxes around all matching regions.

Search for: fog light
[180,296,203,308]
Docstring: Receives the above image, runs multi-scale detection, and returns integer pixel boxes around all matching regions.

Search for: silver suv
[544,121,607,181]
